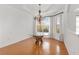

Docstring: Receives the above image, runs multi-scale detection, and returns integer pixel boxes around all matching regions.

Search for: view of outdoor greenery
[36,17,50,33]
[37,24,49,32]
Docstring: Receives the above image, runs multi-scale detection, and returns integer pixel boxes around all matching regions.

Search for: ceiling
[8,4,65,16]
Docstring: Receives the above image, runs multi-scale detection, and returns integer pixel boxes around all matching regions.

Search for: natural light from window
[76,16,79,34]
[36,17,50,35]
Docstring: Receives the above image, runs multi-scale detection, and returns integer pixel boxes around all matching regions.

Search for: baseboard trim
[0,35,32,48]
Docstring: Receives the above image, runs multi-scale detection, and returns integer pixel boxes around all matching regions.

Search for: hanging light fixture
[34,4,42,23]
[34,4,43,33]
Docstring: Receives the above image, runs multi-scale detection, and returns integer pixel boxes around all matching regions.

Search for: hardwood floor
[0,37,68,55]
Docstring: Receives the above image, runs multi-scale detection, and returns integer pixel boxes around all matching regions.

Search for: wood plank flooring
[0,37,68,55]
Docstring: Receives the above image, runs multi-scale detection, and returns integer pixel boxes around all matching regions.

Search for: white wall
[63,4,79,54]
[0,5,33,48]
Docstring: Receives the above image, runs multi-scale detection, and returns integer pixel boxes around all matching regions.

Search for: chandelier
[34,4,42,23]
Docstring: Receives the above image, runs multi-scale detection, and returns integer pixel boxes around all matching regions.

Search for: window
[76,15,79,34]
[56,15,61,33]
[35,17,50,35]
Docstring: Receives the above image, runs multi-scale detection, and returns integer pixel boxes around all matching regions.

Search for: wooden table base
[33,35,43,45]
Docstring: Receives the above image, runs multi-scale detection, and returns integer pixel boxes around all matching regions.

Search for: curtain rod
[45,12,63,17]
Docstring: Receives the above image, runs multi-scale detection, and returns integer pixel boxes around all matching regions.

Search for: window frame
[76,15,79,35]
